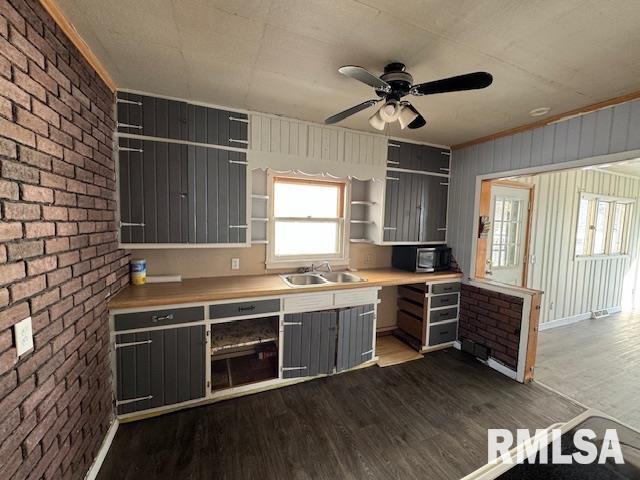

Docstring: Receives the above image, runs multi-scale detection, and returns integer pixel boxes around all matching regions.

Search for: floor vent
[591,309,610,319]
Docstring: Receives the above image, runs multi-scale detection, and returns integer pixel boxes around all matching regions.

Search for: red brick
[0,137,17,158]
[32,97,60,127]
[47,266,71,287]
[25,221,55,238]
[0,75,30,108]
[12,68,46,102]
[21,183,53,202]
[10,274,46,301]
[56,222,77,236]
[9,24,44,67]
[19,146,51,170]
[0,261,25,286]
[45,236,69,254]
[27,255,57,276]
[0,178,18,199]
[3,201,39,220]
[30,287,59,314]
[36,134,63,158]
[0,222,22,240]
[40,171,65,189]
[16,106,49,136]
[42,205,67,220]
[1,159,40,183]
[7,240,42,260]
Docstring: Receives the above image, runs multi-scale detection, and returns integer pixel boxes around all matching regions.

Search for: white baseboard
[85,418,119,480]
[539,305,622,331]
[453,340,462,350]
[487,358,517,380]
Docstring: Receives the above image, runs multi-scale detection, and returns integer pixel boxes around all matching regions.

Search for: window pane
[575,198,589,255]
[274,181,341,218]
[592,201,610,255]
[610,203,626,254]
[275,221,338,256]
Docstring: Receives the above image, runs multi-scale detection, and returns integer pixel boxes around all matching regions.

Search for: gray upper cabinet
[117,92,249,148]
[387,140,450,174]
[282,311,337,379]
[115,324,206,415]
[383,172,422,242]
[337,304,375,372]
[419,176,448,243]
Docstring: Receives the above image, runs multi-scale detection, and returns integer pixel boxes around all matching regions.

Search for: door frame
[475,179,534,287]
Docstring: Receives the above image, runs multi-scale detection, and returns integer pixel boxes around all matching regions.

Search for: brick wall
[458,284,523,370]
[0,1,129,478]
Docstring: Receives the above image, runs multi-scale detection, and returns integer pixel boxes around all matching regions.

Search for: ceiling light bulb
[369,110,386,131]
[398,105,419,129]
[378,100,400,122]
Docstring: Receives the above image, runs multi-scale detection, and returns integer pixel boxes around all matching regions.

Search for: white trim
[117,132,248,154]
[538,305,622,331]
[84,418,119,480]
[119,242,250,249]
[487,358,517,380]
[387,167,450,178]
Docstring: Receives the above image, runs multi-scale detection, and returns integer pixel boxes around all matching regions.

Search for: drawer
[431,282,460,295]
[333,289,378,307]
[114,306,204,331]
[428,321,457,346]
[210,299,280,319]
[283,293,333,312]
[429,306,458,324]
[430,293,459,309]
[397,310,423,341]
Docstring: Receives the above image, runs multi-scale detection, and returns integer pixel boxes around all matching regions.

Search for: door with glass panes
[487,185,531,286]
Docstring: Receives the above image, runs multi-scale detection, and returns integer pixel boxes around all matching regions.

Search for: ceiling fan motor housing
[378,62,413,98]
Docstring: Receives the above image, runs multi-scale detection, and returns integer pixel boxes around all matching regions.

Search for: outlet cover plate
[231,258,240,270]
[14,316,33,356]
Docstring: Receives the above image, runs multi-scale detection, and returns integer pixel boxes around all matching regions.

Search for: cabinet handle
[437,227,447,231]
[441,151,451,156]
[361,349,374,356]
[388,142,401,148]
[439,167,450,172]
[383,227,397,231]
[117,99,142,106]
[229,116,250,124]
[229,225,248,229]
[282,366,307,371]
[229,138,249,145]
[387,160,400,165]
[229,160,248,165]
[151,313,174,322]
[118,123,143,130]
[386,176,399,181]
[238,305,255,312]
[120,222,145,227]
[359,310,375,317]
[283,322,302,326]
[440,182,449,186]
[115,340,153,349]
[116,395,153,406]
[119,147,143,153]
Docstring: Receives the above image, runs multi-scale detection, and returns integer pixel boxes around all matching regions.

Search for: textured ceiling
[600,158,640,179]
[57,0,640,146]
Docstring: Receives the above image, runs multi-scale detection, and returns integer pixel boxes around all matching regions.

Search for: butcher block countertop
[108,268,464,310]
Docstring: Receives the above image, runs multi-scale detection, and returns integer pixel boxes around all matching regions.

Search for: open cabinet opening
[211,316,279,392]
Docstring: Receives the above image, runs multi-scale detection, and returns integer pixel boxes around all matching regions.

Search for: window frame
[574,192,634,259]
[266,171,351,269]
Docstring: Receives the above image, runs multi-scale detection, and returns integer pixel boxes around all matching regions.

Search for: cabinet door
[418,144,450,174]
[187,104,249,148]
[119,138,190,243]
[419,176,448,242]
[383,172,421,242]
[117,92,188,140]
[115,325,206,415]
[188,147,248,244]
[282,311,337,379]
[337,304,375,372]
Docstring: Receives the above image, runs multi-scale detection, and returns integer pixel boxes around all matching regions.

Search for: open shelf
[212,344,278,391]
[211,317,278,354]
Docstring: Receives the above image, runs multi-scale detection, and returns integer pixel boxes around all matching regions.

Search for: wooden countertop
[108,268,464,310]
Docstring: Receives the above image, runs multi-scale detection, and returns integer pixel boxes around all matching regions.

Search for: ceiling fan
[325,62,493,130]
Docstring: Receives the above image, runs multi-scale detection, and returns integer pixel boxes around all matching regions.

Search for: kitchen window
[267,175,349,267]
[575,193,633,257]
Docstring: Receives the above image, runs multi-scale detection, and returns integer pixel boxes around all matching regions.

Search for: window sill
[265,258,350,271]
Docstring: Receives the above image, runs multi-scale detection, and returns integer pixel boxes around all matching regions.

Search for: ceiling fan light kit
[325,62,493,131]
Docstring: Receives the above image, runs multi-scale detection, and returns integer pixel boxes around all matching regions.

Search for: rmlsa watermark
[488,428,625,465]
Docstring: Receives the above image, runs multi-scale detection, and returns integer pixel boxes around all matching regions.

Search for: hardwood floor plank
[99,349,583,479]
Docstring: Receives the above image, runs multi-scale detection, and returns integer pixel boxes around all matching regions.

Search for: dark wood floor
[99,349,583,480]
[537,310,640,429]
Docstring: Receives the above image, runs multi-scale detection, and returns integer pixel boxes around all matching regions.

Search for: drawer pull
[115,340,152,349]
[439,330,450,335]
[151,314,174,322]
[116,395,153,406]
[118,123,143,130]
[238,305,255,312]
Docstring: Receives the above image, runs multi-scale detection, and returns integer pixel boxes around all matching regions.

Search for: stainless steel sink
[281,271,366,288]
[281,273,329,287]
[320,272,365,283]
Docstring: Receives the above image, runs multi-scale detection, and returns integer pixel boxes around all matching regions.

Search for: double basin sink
[281,271,366,288]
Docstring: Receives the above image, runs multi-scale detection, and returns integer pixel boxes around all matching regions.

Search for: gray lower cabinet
[337,304,375,372]
[282,305,375,378]
[119,138,247,244]
[282,310,337,379]
[115,325,206,415]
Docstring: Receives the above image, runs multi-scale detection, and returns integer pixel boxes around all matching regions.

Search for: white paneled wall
[450,99,640,275]
[248,113,388,179]
[520,169,640,325]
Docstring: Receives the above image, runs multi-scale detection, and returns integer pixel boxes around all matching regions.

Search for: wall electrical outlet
[231,258,240,270]
[14,317,33,357]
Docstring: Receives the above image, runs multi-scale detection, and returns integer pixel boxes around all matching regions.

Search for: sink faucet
[299,261,332,273]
